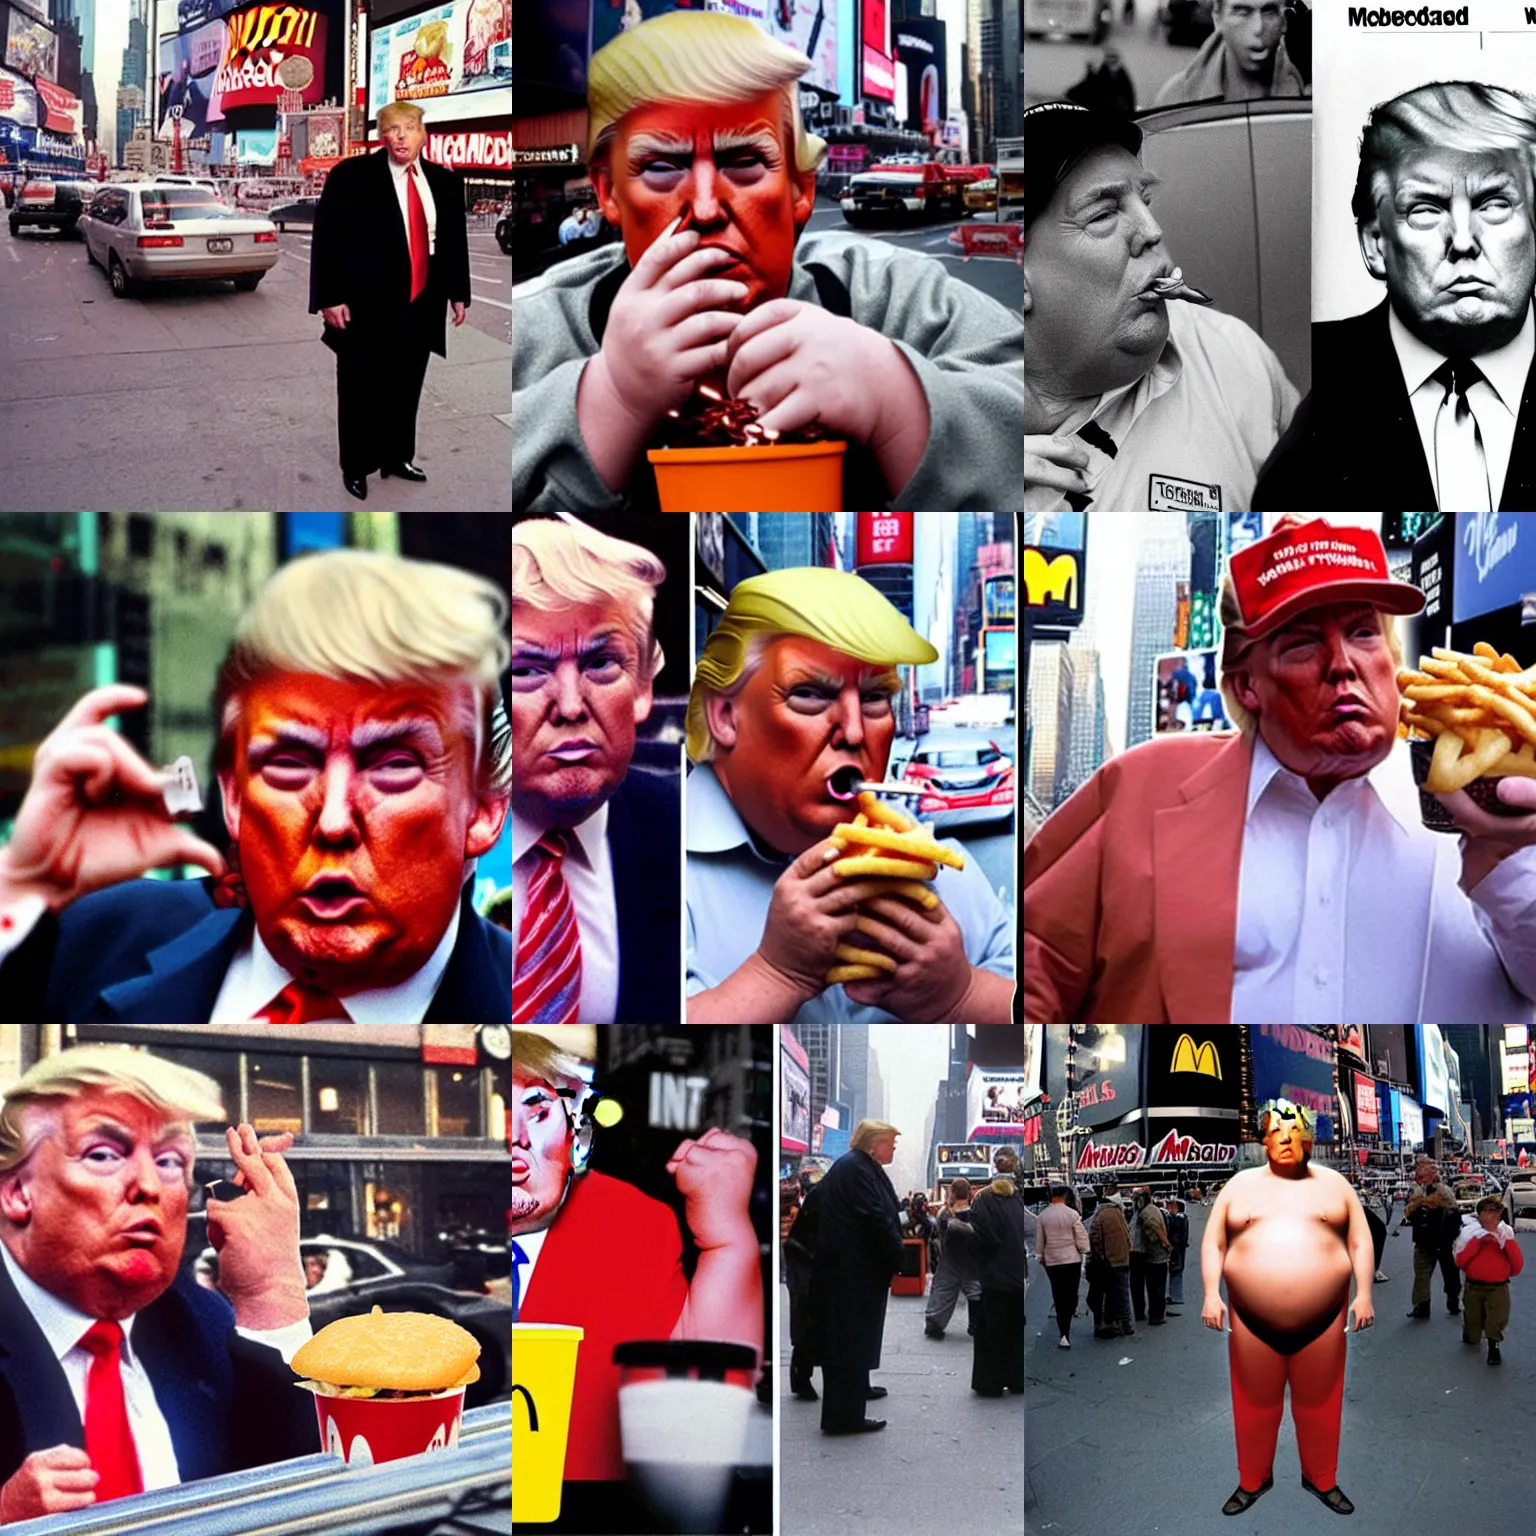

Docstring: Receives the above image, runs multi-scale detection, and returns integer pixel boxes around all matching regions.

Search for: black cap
[1024,101,1143,229]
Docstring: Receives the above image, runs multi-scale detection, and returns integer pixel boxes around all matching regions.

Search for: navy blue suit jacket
[0,1259,317,1489]
[606,766,681,1023]
[0,879,510,1023]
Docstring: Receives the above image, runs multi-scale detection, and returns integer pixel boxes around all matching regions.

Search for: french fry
[1502,653,1524,673]
[830,821,966,869]
[857,791,915,831]
[1401,709,1447,736]
[1403,683,1474,701]
[1428,727,1466,792]
[833,944,898,973]
[827,964,884,983]
[883,879,940,909]
[833,855,941,880]
[1473,641,1500,661]
[1490,751,1536,779]
[851,812,869,828]
[1469,685,1536,747]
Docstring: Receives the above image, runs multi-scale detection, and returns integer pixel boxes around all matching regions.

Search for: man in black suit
[0,1046,315,1519]
[310,100,472,501]
[1256,80,1536,511]
[512,517,681,1024]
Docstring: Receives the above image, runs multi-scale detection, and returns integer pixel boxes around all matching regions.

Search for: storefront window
[376,1061,426,1135]
[431,1066,482,1137]
[165,1047,242,1127]
[247,1053,303,1136]
[309,1057,367,1135]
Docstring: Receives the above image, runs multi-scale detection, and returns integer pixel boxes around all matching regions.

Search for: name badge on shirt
[1149,475,1222,512]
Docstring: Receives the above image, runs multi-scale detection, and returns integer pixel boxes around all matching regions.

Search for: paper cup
[1408,736,1530,834]
[311,1386,465,1465]
[512,1323,584,1525]
[648,440,846,512]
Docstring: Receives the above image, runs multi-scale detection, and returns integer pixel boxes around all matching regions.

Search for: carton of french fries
[1398,641,1536,832]
[822,791,965,984]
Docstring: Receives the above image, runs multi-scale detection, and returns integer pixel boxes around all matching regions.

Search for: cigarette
[159,755,202,816]
[856,780,925,796]
[1146,267,1212,305]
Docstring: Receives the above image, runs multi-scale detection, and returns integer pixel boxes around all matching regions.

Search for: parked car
[10,177,93,237]
[80,182,279,297]
[840,161,965,226]
[1025,0,1112,41]
[1503,1172,1536,1220]
[896,729,1015,830]
[147,173,225,199]
[1454,1178,1488,1214]
[963,176,998,214]
[494,202,513,255]
[267,197,318,231]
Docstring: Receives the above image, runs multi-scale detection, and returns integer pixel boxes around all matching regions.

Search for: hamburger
[292,1305,481,1400]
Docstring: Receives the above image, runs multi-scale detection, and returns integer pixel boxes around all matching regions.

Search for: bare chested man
[1201,1099,1374,1518]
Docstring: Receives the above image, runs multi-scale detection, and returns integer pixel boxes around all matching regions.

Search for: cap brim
[1240,579,1427,643]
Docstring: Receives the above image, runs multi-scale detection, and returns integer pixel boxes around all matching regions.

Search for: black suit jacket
[0,1260,316,1489]
[1254,298,1536,511]
[308,149,471,359]
[606,766,682,1023]
[0,880,511,1023]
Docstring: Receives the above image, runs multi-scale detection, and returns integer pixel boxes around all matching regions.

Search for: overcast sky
[869,1024,949,1197]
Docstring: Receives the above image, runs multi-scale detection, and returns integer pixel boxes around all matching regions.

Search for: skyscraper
[1025,641,1076,807]
[116,0,148,167]
[1125,517,1190,751]
[1059,639,1106,802]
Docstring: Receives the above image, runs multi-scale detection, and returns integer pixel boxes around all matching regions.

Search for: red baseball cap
[1227,517,1425,643]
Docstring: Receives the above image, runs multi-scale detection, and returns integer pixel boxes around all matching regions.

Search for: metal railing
[5,1403,510,1536]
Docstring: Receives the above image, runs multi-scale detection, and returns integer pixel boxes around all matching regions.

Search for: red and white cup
[311,1386,467,1465]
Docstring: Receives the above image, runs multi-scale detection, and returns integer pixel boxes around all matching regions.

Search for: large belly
[1225,1218,1351,1333]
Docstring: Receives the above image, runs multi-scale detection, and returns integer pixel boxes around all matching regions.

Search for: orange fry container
[648,440,846,511]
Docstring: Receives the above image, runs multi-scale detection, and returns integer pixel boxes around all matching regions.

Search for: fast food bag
[512,1323,584,1523]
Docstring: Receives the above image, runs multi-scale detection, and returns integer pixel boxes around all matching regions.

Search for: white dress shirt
[209,897,461,1023]
[1232,733,1536,1024]
[0,1242,312,1489]
[1391,300,1535,510]
[512,806,619,1025]
[389,155,437,258]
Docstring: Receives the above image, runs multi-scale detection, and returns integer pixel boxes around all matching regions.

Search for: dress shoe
[1149,1318,1167,1326]
[1094,1327,1120,1339]
[1221,1475,1273,1516]
[866,1386,888,1399]
[1300,1478,1354,1515]
[1447,1300,1460,1315]
[343,473,367,500]
[381,460,427,482]
[924,1327,945,1339]
[1407,1303,1430,1319]
[1119,1326,1136,1337]
[1489,1342,1502,1366]
[1165,1310,1182,1318]
[822,1419,886,1435]
[793,1387,820,1401]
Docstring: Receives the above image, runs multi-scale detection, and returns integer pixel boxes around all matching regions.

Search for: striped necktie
[511,1238,528,1323]
[513,831,583,1023]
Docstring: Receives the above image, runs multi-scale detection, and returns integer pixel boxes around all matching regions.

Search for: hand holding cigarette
[0,684,226,915]
[206,1123,308,1331]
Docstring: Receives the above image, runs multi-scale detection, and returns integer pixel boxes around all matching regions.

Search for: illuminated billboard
[158,19,227,138]
[5,12,57,82]
[1023,511,1086,632]
[370,0,511,126]
[215,3,329,113]
[769,0,837,95]
[861,0,894,100]
[966,1068,1027,1139]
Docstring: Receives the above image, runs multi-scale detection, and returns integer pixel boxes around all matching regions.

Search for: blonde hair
[513,518,666,683]
[690,632,773,765]
[512,1029,586,1091]
[851,1118,899,1153]
[587,10,827,176]
[214,550,511,796]
[0,1046,225,1185]
[378,101,426,131]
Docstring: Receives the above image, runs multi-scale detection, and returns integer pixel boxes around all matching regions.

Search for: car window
[313,1245,390,1280]
[140,188,235,223]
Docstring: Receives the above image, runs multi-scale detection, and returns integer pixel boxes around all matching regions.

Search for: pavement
[779,1281,1023,1536]
[0,219,511,512]
[1025,1204,1536,1535]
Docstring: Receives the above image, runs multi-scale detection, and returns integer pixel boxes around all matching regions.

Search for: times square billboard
[369,0,510,128]
[1249,1025,1337,1143]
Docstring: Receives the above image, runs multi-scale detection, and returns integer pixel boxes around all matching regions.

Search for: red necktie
[407,164,429,302]
[79,1321,144,1502]
[251,979,350,1023]
[513,831,582,1024]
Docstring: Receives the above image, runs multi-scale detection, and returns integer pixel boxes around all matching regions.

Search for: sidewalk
[1026,1204,1536,1534]
[779,1282,1023,1536]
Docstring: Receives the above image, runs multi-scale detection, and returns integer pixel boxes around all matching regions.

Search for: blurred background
[0,512,512,918]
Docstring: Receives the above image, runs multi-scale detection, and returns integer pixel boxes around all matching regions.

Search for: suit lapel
[1361,301,1438,510]
[0,1255,84,1472]
[93,907,246,1022]
[425,889,511,1022]
[1151,733,1254,1023]
[133,1283,223,1483]
[1503,348,1536,509]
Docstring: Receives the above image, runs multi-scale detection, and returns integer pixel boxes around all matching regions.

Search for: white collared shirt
[0,1243,312,1488]
[1390,300,1536,509]
[389,155,437,258]
[511,806,619,1025]
[1232,733,1536,1024]
[209,897,461,1023]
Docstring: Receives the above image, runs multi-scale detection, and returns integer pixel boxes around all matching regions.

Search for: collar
[388,154,424,181]
[0,1241,141,1363]
[1066,312,1185,438]
[1247,731,1421,838]
[685,764,785,865]
[512,803,610,869]
[1389,298,1536,410]
[510,1226,548,1263]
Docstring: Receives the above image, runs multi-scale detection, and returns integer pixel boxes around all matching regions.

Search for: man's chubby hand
[0,1447,99,1522]
[1025,434,1090,502]
[840,893,971,1021]
[205,1124,307,1331]
[1438,775,1536,891]
[666,1127,757,1252]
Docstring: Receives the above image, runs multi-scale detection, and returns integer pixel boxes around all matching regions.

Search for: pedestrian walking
[807,1121,905,1435]
[1165,1196,1191,1306]
[783,1171,824,1400]
[1037,1186,1089,1348]
[926,1178,982,1340]
[1088,1191,1134,1337]
[970,1149,1026,1395]
[1404,1159,1463,1319]
[1454,1196,1525,1366]
[1133,1191,1175,1324]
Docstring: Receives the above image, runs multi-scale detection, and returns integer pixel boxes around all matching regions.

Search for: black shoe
[1447,1301,1460,1316]
[381,460,427,482]
[924,1327,945,1339]
[822,1419,886,1435]
[793,1387,820,1401]
[866,1386,888,1400]
[1119,1326,1136,1337]
[1094,1327,1120,1339]
[1221,1476,1273,1516]
[1489,1343,1502,1366]
[1463,1335,1478,1346]
[343,473,368,500]
[1149,1318,1167,1326]
[1301,1479,1354,1515]
[1407,1304,1430,1319]
[1165,1310,1182,1318]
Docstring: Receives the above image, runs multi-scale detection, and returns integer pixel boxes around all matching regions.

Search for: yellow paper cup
[512,1323,584,1524]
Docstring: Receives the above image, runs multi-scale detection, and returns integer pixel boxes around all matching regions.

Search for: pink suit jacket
[1025,731,1254,1024]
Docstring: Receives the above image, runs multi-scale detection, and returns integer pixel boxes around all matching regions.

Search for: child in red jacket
[1454,1196,1526,1366]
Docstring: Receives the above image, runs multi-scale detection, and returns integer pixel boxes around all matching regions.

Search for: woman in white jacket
[1037,1186,1090,1348]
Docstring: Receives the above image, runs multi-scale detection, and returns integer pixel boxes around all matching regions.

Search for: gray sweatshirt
[513,229,1023,511]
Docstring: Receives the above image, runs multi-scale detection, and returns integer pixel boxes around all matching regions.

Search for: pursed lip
[511,1158,530,1184]
[121,1219,163,1245]
[1328,695,1371,716]
[1445,277,1492,293]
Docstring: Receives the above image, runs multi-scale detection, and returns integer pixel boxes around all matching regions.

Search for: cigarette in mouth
[1146,267,1212,305]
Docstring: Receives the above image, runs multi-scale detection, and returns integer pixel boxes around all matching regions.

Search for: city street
[0,221,511,512]
[1026,1203,1536,1535]
[1024,0,1216,110]
[779,1281,1024,1536]
[953,820,1016,912]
